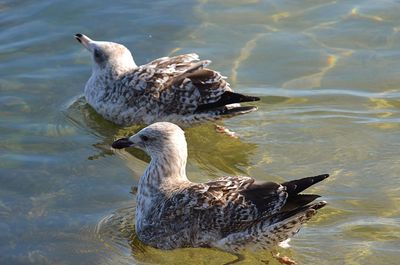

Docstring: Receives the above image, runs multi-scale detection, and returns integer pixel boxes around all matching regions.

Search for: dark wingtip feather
[220,106,258,116]
[276,201,327,222]
[280,194,321,212]
[195,91,260,113]
[282,174,329,195]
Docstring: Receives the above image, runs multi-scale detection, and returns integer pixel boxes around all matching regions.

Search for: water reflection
[64,96,259,176]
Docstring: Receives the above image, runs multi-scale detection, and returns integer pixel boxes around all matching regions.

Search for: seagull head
[75,33,137,76]
[112,122,187,159]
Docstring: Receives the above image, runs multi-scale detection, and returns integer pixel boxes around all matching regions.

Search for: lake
[1,0,399,264]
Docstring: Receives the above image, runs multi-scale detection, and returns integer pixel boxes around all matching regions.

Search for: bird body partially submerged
[112,122,329,253]
[75,34,259,126]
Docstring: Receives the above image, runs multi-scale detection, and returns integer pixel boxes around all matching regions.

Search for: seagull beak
[112,137,134,149]
[74,33,92,50]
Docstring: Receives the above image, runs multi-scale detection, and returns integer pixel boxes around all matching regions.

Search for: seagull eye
[93,49,104,63]
[140,135,149,142]
[94,49,101,58]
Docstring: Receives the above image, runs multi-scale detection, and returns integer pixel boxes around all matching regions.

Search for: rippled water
[1,0,400,264]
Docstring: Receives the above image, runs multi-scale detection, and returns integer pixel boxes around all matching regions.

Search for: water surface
[1,0,399,264]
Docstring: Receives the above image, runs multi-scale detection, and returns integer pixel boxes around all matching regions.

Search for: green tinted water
[1,0,399,264]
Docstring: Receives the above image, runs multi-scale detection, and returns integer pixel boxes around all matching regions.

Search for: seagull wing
[167,174,328,237]
[124,54,259,115]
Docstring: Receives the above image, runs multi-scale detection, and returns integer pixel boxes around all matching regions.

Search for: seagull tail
[212,201,326,253]
[195,91,260,113]
[213,175,329,253]
[282,174,329,195]
[279,174,329,212]
[262,201,327,246]
[219,105,258,116]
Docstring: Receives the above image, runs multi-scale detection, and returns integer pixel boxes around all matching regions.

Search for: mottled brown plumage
[112,122,329,253]
[75,34,260,126]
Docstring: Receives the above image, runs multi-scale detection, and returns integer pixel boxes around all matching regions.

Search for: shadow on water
[63,96,259,175]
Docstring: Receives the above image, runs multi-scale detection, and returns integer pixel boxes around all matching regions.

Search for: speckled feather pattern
[137,174,323,252]
[114,122,328,253]
[75,34,259,125]
[85,52,249,125]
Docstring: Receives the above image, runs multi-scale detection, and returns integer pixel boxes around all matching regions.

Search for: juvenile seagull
[112,122,329,254]
[75,34,260,126]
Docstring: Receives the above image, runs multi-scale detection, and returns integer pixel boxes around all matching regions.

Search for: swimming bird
[75,34,260,126]
[112,122,329,255]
